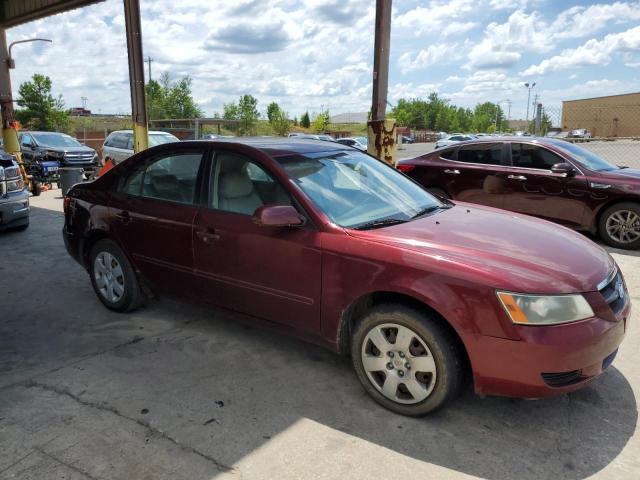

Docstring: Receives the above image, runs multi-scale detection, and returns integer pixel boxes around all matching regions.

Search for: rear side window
[107,134,128,149]
[440,148,456,160]
[457,143,503,165]
[119,151,204,204]
[512,144,563,170]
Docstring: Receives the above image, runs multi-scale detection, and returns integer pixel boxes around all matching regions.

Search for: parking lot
[0,189,638,480]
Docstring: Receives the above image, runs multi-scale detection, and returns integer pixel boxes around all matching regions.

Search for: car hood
[347,203,614,294]
[597,168,640,182]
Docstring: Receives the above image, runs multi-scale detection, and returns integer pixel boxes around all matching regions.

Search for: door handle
[444,169,460,175]
[195,228,221,244]
[507,175,528,181]
[115,211,132,225]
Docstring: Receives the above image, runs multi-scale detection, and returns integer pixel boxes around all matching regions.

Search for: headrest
[218,153,248,174]
[219,171,253,199]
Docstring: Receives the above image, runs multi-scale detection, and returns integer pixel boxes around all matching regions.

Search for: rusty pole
[367,0,396,165]
[123,0,148,153]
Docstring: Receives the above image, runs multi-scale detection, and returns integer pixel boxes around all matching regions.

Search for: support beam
[123,0,148,153]
[367,0,396,165]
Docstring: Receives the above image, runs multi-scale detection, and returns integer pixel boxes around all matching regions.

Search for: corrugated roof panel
[0,0,104,28]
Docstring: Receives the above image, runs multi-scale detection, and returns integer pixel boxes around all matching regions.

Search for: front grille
[599,269,627,316]
[64,152,95,163]
[541,370,585,387]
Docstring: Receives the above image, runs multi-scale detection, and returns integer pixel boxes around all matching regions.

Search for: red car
[63,139,630,416]
[397,137,640,249]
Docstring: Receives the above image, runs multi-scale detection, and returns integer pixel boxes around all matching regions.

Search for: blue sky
[7,0,640,121]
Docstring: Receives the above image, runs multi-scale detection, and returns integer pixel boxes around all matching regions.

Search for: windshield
[276,150,443,229]
[149,133,179,146]
[555,141,618,171]
[32,133,82,148]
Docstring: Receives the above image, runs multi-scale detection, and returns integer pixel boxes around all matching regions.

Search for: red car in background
[397,137,640,249]
[64,139,630,416]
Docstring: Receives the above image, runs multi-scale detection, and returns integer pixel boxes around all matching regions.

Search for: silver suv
[0,152,29,231]
[102,130,179,165]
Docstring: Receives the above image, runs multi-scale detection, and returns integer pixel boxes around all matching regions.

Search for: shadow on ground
[0,206,637,480]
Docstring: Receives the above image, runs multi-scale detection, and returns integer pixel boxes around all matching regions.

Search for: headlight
[497,292,594,325]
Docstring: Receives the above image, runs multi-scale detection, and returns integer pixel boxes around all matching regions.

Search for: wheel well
[594,198,640,232]
[81,230,110,269]
[337,292,470,369]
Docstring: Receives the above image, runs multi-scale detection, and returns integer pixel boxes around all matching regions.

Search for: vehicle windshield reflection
[277,150,443,229]
[555,141,618,171]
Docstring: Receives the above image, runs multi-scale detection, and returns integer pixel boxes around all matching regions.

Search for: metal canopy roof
[0,0,103,28]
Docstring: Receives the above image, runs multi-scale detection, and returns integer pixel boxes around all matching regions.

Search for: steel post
[123,0,148,153]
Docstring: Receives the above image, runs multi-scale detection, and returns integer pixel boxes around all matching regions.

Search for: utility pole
[124,0,149,152]
[146,56,153,82]
[524,81,536,126]
[368,0,396,165]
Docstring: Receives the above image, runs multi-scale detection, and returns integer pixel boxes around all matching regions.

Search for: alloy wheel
[94,252,126,303]
[361,323,437,404]
[605,210,640,244]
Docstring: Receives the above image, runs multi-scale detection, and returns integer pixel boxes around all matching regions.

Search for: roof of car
[109,130,174,135]
[22,131,72,135]
[437,136,569,147]
[183,137,352,157]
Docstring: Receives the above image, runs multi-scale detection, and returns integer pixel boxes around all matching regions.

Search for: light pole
[524,82,536,125]
[7,38,52,68]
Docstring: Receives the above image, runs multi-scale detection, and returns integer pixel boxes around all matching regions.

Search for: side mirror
[252,205,305,228]
[551,162,576,177]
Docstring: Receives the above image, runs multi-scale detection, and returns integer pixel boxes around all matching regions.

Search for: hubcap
[361,323,437,405]
[94,252,125,303]
[606,210,640,244]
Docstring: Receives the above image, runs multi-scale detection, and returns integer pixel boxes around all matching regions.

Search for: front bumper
[0,189,30,229]
[468,300,630,398]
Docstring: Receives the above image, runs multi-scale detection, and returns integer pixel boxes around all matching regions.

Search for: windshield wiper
[410,205,443,219]
[352,218,408,230]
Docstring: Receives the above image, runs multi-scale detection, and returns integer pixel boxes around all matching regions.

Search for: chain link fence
[542,102,640,169]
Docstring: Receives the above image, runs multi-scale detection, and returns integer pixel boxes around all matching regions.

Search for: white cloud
[394,0,475,36]
[398,44,458,74]
[522,25,640,75]
[389,82,442,101]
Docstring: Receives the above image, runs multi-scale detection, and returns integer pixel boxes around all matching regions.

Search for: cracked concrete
[1,190,639,480]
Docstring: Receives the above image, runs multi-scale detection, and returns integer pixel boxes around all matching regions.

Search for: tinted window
[555,141,616,171]
[440,148,456,160]
[21,135,32,147]
[512,144,563,170]
[109,134,128,149]
[457,144,503,165]
[32,133,82,148]
[120,151,203,203]
[211,152,291,215]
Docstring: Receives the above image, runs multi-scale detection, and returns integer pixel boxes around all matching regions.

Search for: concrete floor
[1,189,639,480]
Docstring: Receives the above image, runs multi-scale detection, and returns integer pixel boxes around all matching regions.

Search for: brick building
[561,92,640,137]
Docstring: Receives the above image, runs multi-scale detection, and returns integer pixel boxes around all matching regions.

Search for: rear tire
[598,202,640,250]
[89,239,144,312]
[351,304,464,416]
[31,181,42,197]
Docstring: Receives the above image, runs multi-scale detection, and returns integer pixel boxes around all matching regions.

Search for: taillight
[397,164,415,173]
[63,196,74,212]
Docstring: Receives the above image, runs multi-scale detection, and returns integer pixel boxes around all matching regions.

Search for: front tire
[598,202,640,250]
[351,304,464,416]
[89,239,144,312]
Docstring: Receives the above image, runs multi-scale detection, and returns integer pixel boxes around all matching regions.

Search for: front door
[109,147,207,296]
[444,142,509,209]
[193,150,322,333]
[503,142,589,228]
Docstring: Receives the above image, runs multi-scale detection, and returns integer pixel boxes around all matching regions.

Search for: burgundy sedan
[63,139,630,416]
[397,137,640,249]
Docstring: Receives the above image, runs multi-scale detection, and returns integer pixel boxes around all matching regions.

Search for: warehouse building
[562,92,640,137]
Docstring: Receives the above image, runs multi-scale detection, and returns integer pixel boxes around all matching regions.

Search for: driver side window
[211,152,291,215]
[512,144,563,170]
[21,135,32,147]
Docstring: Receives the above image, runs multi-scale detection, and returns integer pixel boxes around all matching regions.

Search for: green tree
[266,102,281,123]
[232,94,259,135]
[311,110,330,133]
[15,74,70,131]
[223,102,239,120]
[300,111,311,128]
[271,109,291,136]
[145,73,202,120]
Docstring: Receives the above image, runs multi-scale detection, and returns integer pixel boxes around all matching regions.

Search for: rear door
[439,142,510,208]
[109,146,208,296]
[502,142,589,227]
